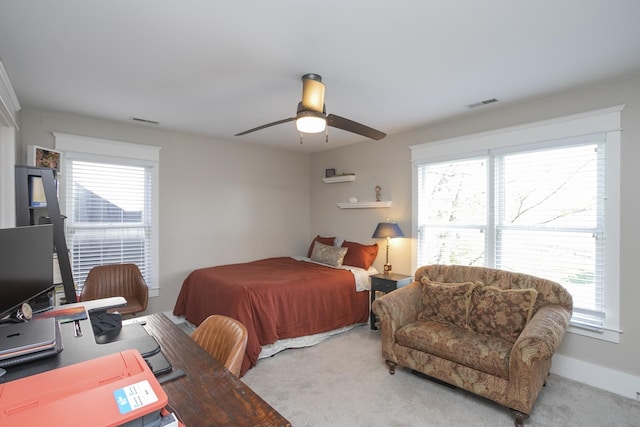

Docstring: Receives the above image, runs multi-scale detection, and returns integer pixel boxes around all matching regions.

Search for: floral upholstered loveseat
[371,265,572,427]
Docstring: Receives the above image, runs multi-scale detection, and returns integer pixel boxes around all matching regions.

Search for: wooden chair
[79,263,149,315]
[191,315,248,377]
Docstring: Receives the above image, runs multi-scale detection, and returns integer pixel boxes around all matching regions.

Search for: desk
[1,310,290,426]
[141,313,291,427]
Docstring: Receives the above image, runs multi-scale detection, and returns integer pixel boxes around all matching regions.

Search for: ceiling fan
[235,73,386,142]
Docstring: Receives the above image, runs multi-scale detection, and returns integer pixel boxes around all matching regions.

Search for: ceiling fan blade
[234,117,296,136]
[326,114,386,140]
[301,74,325,112]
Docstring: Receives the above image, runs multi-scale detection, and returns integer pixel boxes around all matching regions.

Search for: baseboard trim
[162,310,185,324]
[552,354,639,401]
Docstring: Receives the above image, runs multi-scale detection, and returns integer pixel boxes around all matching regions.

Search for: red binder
[0,350,173,426]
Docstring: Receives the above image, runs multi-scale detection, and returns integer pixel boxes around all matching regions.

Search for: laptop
[0,318,62,367]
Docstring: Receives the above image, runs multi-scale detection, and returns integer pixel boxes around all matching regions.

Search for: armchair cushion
[396,320,512,378]
[469,286,538,343]
[417,278,478,329]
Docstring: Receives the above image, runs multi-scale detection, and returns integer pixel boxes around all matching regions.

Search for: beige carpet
[238,324,640,427]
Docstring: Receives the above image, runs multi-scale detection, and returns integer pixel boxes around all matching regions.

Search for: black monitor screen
[0,225,53,320]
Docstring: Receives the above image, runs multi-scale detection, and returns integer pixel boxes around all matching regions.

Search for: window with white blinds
[411,106,622,341]
[54,133,160,297]
[65,159,153,292]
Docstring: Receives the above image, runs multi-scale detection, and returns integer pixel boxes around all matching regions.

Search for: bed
[173,236,378,376]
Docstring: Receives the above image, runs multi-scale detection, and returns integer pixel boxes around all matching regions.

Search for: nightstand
[370,272,412,330]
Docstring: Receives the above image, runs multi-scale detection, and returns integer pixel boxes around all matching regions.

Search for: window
[411,106,622,342]
[54,133,160,296]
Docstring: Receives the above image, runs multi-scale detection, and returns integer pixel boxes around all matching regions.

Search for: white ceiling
[1,1,639,153]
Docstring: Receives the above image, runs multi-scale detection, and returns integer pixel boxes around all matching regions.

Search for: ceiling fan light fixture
[235,72,385,140]
[296,113,326,133]
[301,74,325,112]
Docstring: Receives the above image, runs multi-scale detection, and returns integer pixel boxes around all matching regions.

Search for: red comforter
[173,257,369,376]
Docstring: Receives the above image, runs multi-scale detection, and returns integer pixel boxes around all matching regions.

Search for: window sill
[567,324,620,344]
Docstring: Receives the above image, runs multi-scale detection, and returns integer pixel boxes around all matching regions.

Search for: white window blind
[66,159,153,292]
[411,106,622,341]
[416,157,488,267]
[495,142,604,329]
[54,133,160,296]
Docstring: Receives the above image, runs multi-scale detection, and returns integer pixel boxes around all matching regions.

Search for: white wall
[310,137,413,275]
[18,107,311,314]
[310,71,640,397]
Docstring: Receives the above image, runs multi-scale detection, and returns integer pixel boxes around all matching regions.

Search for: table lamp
[372,219,404,274]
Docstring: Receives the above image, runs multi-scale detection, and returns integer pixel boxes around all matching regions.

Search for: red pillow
[307,235,336,257]
[341,240,379,270]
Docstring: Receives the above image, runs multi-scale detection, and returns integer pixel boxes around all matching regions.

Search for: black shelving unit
[15,165,76,304]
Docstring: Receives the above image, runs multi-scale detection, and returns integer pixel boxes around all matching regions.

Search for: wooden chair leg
[510,409,529,427]
[385,360,397,375]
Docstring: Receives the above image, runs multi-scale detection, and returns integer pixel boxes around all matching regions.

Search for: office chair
[191,315,248,377]
[79,263,149,315]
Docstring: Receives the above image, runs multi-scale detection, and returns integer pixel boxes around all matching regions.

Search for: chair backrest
[79,263,149,314]
[191,315,248,377]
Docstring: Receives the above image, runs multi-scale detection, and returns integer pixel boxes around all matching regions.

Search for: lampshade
[296,114,326,133]
[372,222,404,239]
[372,221,404,274]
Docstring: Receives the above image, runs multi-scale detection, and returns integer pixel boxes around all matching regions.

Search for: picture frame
[28,145,62,172]
[325,168,336,178]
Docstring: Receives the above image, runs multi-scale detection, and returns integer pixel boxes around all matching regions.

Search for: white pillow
[310,241,348,267]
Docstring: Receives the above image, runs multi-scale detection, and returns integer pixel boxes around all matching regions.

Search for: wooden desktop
[141,313,291,426]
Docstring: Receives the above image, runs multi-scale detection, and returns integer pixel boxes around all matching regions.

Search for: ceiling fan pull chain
[325,128,329,143]
[299,133,303,144]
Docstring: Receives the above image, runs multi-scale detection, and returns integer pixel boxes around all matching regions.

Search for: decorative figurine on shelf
[375,186,381,202]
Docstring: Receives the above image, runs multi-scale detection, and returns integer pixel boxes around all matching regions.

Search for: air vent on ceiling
[131,117,159,125]
[468,98,498,108]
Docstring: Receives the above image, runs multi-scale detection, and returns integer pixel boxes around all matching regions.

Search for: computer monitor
[0,225,54,320]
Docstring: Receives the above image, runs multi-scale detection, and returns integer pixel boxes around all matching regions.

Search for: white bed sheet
[258,323,366,359]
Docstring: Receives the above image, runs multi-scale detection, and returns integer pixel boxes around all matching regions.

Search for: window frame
[54,132,161,297]
[410,106,623,343]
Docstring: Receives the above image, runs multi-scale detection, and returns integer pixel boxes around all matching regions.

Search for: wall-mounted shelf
[323,174,356,183]
[337,201,392,209]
